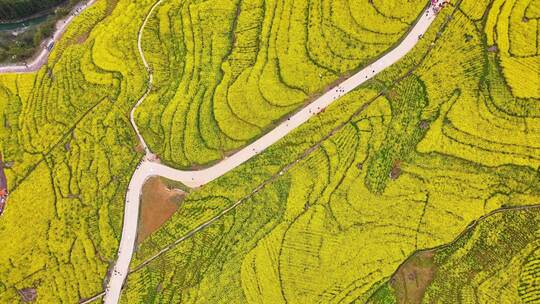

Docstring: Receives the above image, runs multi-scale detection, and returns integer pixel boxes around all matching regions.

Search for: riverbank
[0,0,76,23]
[0,0,81,65]
[0,0,65,24]
[0,0,95,73]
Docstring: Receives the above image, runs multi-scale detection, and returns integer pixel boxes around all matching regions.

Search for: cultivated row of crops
[133,0,427,168]
[122,0,540,302]
[484,0,539,99]
[0,0,153,302]
[421,208,540,304]
[414,0,540,172]
[369,208,540,303]
[0,0,538,302]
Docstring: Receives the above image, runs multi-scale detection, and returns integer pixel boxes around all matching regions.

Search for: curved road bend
[103,1,446,303]
[0,0,96,74]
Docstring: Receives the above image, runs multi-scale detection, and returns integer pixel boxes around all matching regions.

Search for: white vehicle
[46,41,55,51]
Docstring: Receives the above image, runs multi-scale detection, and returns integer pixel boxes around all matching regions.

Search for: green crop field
[0,0,538,303]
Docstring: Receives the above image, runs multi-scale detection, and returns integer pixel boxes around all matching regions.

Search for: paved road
[0,0,96,74]
[103,1,446,303]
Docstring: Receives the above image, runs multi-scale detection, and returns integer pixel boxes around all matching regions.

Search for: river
[0,14,50,32]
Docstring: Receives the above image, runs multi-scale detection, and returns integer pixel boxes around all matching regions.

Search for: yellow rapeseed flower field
[0,0,538,302]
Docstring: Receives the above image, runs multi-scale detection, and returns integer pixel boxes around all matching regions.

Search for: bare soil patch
[75,31,90,44]
[105,0,119,15]
[134,142,145,154]
[390,160,402,180]
[72,0,119,45]
[18,288,37,302]
[390,251,436,304]
[137,177,185,243]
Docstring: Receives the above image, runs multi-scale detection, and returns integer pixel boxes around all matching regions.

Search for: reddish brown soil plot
[137,177,185,243]
[390,251,436,304]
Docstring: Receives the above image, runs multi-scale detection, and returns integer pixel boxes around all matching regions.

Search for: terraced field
[0,0,538,303]
[369,206,540,304]
[416,0,540,169]
[133,0,428,168]
[0,0,149,302]
[421,207,540,304]
[121,0,540,302]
